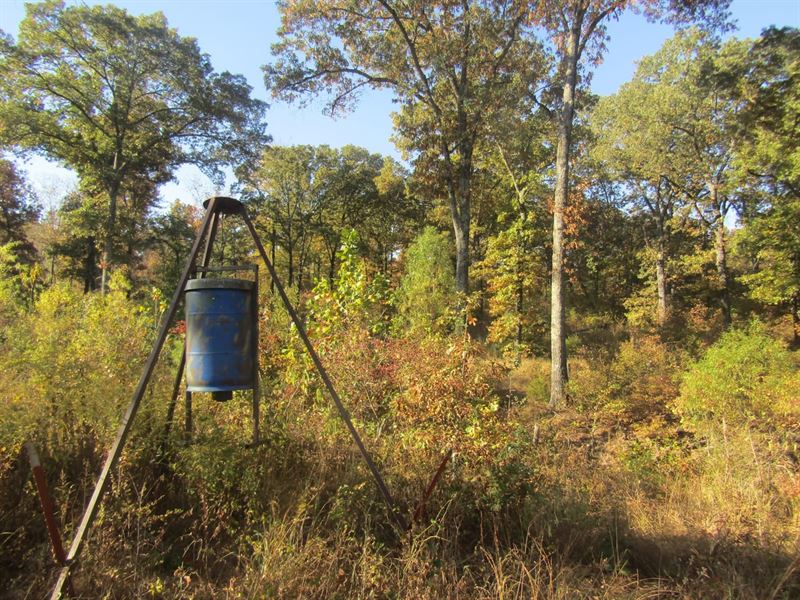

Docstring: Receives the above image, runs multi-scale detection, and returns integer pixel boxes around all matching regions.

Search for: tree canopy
[266,0,547,294]
[0,0,268,291]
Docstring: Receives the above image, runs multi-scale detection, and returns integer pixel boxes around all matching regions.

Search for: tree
[0,159,39,264]
[532,0,731,408]
[634,30,748,325]
[266,0,544,294]
[473,110,554,356]
[738,198,800,345]
[240,144,421,290]
[595,30,748,326]
[310,145,388,283]
[369,156,425,275]
[395,226,456,335]
[568,185,644,319]
[0,0,268,292]
[734,28,799,343]
[734,27,800,201]
[50,190,104,293]
[148,200,200,296]
[592,72,690,327]
[242,145,330,288]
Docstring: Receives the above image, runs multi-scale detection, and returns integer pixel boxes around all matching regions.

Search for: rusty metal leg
[239,207,406,531]
[251,380,260,446]
[50,199,221,600]
[252,267,259,446]
[411,449,453,528]
[25,443,74,597]
[160,348,186,458]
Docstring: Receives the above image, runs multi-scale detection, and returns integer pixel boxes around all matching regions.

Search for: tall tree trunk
[515,219,525,351]
[549,25,579,410]
[715,224,732,325]
[327,233,339,286]
[712,196,732,325]
[447,181,470,295]
[792,291,799,348]
[328,252,337,286]
[445,105,473,296]
[656,243,669,326]
[516,271,524,348]
[100,184,119,294]
[298,235,307,291]
[270,224,276,294]
[287,233,294,288]
[84,236,98,293]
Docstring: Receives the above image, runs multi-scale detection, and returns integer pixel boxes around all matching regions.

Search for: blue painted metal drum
[184,278,255,398]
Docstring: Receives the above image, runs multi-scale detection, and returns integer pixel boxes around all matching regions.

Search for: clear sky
[1,0,798,208]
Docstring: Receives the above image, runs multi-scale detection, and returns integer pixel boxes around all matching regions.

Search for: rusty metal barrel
[184,278,255,401]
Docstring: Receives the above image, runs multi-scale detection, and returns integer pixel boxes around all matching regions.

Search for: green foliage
[592,29,754,326]
[0,241,44,320]
[0,0,267,282]
[476,219,548,358]
[737,194,800,341]
[148,200,200,296]
[0,276,169,456]
[49,191,105,291]
[675,321,799,429]
[0,159,39,264]
[308,229,390,337]
[733,27,800,201]
[0,242,23,324]
[240,145,418,291]
[394,226,456,335]
[267,0,548,293]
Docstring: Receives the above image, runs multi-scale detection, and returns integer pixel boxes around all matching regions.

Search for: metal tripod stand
[50,196,403,599]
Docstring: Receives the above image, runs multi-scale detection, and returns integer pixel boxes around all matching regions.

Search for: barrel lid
[185,277,254,291]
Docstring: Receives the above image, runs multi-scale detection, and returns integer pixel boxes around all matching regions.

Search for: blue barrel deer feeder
[184,277,257,401]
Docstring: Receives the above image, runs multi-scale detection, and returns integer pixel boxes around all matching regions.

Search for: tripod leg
[238,208,406,531]
[251,382,260,446]
[50,198,222,600]
[159,348,186,458]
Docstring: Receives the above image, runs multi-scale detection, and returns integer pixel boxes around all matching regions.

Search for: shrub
[0,275,172,456]
[0,276,177,592]
[307,229,390,338]
[674,321,799,430]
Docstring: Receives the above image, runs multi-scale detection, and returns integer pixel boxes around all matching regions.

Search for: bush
[0,276,176,592]
[0,275,171,456]
[674,321,799,431]
[308,229,390,337]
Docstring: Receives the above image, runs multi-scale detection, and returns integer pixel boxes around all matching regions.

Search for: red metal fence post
[24,442,74,597]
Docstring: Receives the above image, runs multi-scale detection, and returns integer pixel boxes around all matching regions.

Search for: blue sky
[1,0,798,208]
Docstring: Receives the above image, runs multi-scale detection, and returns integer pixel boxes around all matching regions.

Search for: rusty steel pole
[25,442,74,597]
[239,206,406,531]
[50,198,221,600]
[411,449,453,527]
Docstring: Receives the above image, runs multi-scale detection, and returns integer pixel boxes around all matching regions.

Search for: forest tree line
[1,1,797,367]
